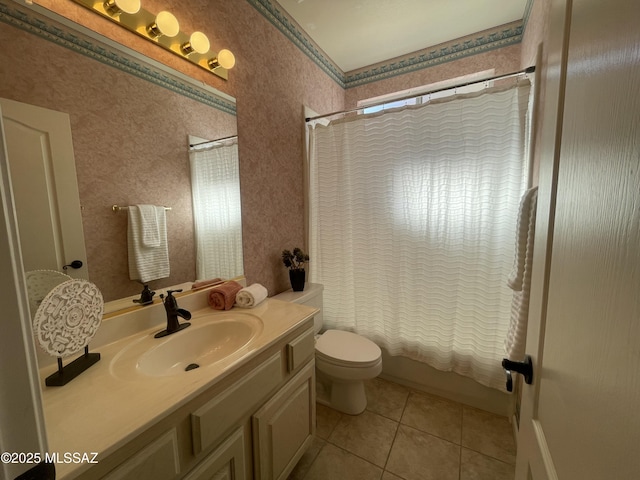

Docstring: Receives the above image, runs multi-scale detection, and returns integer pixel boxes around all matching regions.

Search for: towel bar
[112,204,172,212]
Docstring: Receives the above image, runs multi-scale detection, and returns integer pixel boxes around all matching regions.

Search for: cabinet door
[102,429,180,480]
[252,361,315,480]
[184,427,247,480]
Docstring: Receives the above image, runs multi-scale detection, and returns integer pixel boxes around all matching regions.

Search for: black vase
[289,269,305,292]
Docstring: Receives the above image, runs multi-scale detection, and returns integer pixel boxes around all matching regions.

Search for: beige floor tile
[287,436,326,480]
[381,471,405,480]
[329,410,399,467]
[401,391,462,444]
[316,403,342,440]
[460,448,515,480]
[302,444,383,480]
[462,407,516,464]
[386,425,460,480]
[365,377,410,421]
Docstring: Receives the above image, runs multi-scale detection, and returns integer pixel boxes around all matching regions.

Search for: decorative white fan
[32,279,104,386]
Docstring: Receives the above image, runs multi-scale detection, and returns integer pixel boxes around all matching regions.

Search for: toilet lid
[315,329,381,367]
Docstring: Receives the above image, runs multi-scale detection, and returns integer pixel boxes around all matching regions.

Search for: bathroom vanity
[39,290,317,480]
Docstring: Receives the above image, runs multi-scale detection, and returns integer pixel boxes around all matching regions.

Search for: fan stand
[45,345,100,387]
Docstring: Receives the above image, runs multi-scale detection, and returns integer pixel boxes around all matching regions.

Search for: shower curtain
[189,138,243,280]
[307,81,532,390]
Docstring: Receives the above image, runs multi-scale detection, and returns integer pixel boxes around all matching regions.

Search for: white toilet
[273,283,382,415]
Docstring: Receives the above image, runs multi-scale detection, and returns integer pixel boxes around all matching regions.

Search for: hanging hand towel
[127,205,170,283]
[505,187,538,361]
[235,283,268,308]
[208,280,243,310]
[139,204,161,247]
[507,187,539,291]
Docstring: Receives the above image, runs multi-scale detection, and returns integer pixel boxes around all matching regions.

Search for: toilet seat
[315,329,381,368]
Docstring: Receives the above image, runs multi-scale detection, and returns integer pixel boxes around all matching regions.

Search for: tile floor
[288,377,516,480]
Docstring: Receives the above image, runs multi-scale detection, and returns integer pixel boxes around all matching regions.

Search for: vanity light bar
[71,0,234,80]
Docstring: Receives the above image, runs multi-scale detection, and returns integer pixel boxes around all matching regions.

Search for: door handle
[63,260,83,270]
[501,355,533,392]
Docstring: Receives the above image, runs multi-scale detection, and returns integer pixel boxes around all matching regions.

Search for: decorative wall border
[247,0,345,88]
[247,0,533,89]
[0,2,236,116]
[345,23,523,88]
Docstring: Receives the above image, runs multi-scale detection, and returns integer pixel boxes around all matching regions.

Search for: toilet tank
[272,283,323,334]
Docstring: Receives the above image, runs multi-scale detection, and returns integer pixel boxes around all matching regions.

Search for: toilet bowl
[272,283,382,415]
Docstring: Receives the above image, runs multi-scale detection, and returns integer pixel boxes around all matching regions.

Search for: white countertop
[39,297,316,479]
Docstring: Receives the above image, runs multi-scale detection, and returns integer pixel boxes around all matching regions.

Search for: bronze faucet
[154,290,192,338]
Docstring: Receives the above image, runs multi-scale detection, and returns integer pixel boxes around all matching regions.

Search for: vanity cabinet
[252,362,315,480]
[77,320,315,480]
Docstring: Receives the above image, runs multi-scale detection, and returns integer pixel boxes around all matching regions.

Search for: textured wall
[519,0,552,185]
[0,24,236,300]
[520,0,550,69]
[0,21,238,301]
[3,0,526,302]
[3,0,344,300]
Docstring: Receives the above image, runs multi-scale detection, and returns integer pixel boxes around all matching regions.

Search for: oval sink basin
[111,313,263,379]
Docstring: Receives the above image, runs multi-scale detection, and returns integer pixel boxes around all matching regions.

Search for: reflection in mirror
[0,2,242,310]
[25,270,73,319]
[189,135,244,280]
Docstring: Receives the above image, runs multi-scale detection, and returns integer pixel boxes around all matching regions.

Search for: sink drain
[185,363,200,371]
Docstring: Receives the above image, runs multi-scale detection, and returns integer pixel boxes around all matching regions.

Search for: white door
[515,0,640,478]
[0,107,50,479]
[0,98,87,279]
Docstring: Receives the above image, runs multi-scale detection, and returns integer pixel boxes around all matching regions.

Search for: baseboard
[379,350,515,417]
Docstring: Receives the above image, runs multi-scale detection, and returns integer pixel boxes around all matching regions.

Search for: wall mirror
[0,2,241,314]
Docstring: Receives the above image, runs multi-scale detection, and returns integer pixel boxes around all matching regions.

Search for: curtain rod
[189,134,238,148]
[305,66,535,123]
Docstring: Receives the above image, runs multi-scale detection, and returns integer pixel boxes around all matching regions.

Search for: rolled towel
[192,277,224,290]
[235,283,268,308]
[208,281,243,310]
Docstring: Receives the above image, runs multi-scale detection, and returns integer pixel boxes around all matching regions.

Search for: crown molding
[345,23,523,88]
[247,0,345,88]
[247,0,532,89]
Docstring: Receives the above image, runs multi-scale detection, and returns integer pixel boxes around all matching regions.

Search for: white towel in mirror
[127,205,169,283]
[138,204,161,247]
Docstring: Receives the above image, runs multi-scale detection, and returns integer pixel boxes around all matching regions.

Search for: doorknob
[63,260,83,270]
[501,355,533,392]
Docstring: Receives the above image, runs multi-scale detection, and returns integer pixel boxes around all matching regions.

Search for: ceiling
[276,0,530,72]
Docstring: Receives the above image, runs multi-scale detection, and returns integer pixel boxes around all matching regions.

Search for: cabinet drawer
[191,352,282,455]
[102,429,179,480]
[286,328,314,372]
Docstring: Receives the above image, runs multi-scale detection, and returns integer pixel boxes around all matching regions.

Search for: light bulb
[103,0,140,16]
[147,11,180,38]
[208,49,235,70]
[181,32,210,55]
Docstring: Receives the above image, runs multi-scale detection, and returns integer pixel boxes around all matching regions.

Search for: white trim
[0,104,49,479]
[512,413,519,449]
